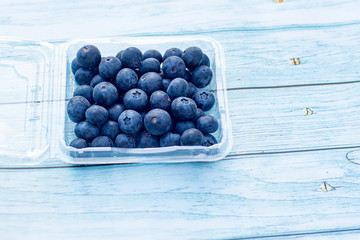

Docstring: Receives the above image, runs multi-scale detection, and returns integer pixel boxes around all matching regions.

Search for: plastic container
[0,36,232,166]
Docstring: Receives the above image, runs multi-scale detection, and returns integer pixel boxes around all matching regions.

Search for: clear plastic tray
[0,36,233,166]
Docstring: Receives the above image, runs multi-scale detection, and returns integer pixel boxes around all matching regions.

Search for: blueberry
[90,75,107,88]
[116,50,125,61]
[166,78,189,100]
[149,90,171,111]
[115,68,138,92]
[159,70,165,79]
[138,72,163,95]
[175,121,195,134]
[118,109,143,134]
[181,46,203,70]
[121,47,142,69]
[143,49,162,63]
[180,128,203,146]
[196,115,218,133]
[99,56,122,79]
[71,58,81,75]
[202,134,218,147]
[160,132,180,147]
[139,58,160,75]
[144,108,172,135]
[114,133,137,148]
[191,65,213,88]
[91,136,114,147]
[85,105,109,126]
[200,53,210,67]
[162,56,186,79]
[108,103,125,122]
[192,108,205,123]
[123,88,148,111]
[93,82,119,107]
[163,47,182,61]
[67,96,91,123]
[171,97,197,120]
[162,78,171,91]
[137,130,160,148]
[69,138,88,149]
[192,90,215,111]
[75,67,96,85]
[73,85,94,104]
[100,120,120,140]
[183,70,191,82]
[76,45,101,68]
[74,121,99,142]
[186,82,197,98]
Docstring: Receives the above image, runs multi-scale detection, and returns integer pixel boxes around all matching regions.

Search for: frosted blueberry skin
[76,45,101,68]
[90,75,107,88]
[143,49,163,63]
[200,53,210,67]
[149,90,171,111]
[121,47,142,69]
[139,58,161,75]
[114,133,137,148]
[175,121,195,134]
[171,97,197,120]
[183,70,192,82]
[192,90,215,111]
[202,134,217,147]
[69,138,88,149]
[191,65,213,88]
[162,79,171,91]
[162,47,182,61]
[160,132,181,147]
[186,82,197,98]
[75,67,96,85]
[71,58,81,75]
[166,78,189,100]
[116,50,125,61]
[99,56,122,79]
[123,88,148,112]
[118,110,143,134]
[137,130,160,148]
[100,120,120,141]
[180,128,203,146]
[73,85,94,104]
[192,108,205,123]
[162,56,186,79]
[93,82,119,107]
[91,136,114,147]
[144,108,172,136]
[74,121,99,142]
[115,68,138,92]
[196,115,218,134]
[85,105,109,126]
[138,72,163,95]
[67,96,91,123]
[108,103,125,122]
[181,46,203,70]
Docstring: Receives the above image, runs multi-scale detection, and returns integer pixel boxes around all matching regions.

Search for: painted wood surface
[1,0,360,239]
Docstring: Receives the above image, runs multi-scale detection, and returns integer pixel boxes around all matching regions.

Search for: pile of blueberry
[67,44,219,149]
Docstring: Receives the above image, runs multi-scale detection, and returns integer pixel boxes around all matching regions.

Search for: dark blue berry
[85,105,109,126]
[200,53,210,67]
[181,46,203,70]
[196,115,218,133]
[144,108,172,135]
[180,128,203,146]
[73,85,94,104]
[67,96,91,123]
[138,72,163,95]
[191,65,213,88]
[121,47,142,69]
[183,70,191,81]
[166,78,189,100]
[202,134,217,147]
[192,90,215,111]
[171,97,197,120]
[137,130,160,148]
[139,58,160,75]
[93,82,119,107]
[149,90,171,111]
[114,133,136,148]
[90,75,107,88]
[108,103,125,122]
[91,136,114,147]
[71,58,81,75]
[76,45,101,68]
[162,56,186,79]
[116,50,125,61]
[115,68,138,92]
[70,138,88,149]
[186,82,197,98]
[118,109,143,134]
[100,120,120,140]
[163,48,182,61]
[123,88,148,112]
[160,132,180,147]
[74,121,99,142]
[99,56,122,79]
[175,121,195,134]
[143,49,162,63]
[192,108,204,123]
[75,67,96,85]
[162,78,171,91]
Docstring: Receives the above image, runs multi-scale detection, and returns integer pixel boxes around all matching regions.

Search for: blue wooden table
[1,0,360,239]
